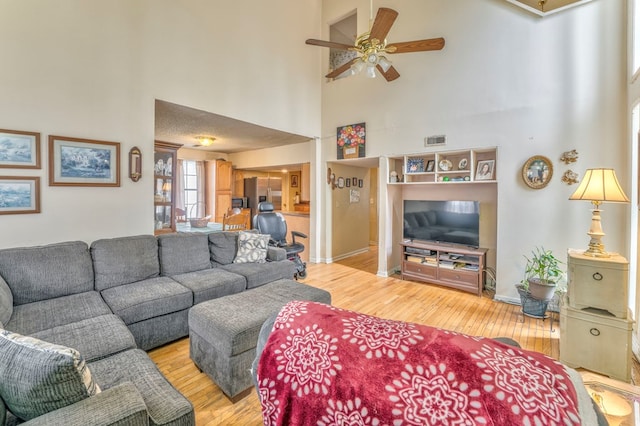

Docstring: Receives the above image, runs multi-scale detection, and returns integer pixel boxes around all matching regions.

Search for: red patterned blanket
[257,301,582,426]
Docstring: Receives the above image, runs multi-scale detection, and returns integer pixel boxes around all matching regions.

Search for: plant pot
[527,278,557,301]
[517,285,550,318]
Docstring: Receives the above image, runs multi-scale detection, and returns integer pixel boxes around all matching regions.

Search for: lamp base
[582,208,610,258]
[582,244,611,258]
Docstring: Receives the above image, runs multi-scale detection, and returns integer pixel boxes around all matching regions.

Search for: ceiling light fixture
[196,136,216,147]
[340,32,395,79]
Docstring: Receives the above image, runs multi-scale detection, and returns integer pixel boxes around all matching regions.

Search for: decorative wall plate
[439,159,452,171]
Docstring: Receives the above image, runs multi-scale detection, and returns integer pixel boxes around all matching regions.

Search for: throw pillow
[0,330,100,420]
[209,232,239,265]
[0,275,12,327]
[233,231,270,264]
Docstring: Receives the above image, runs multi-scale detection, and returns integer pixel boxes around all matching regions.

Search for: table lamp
[569,168,629,257]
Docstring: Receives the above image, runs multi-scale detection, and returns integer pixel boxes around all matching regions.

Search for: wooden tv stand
[400,240,487,297]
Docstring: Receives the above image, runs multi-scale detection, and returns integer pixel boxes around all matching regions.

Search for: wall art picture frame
[337,122,366,159]
[0,176,40,215]
[522,155,553,189]
[426,159,435,172]
[475,160,495,181]
[0,129,41,169]
[406,158,424,173]
[291,174,298,187]
[49,135,120,187]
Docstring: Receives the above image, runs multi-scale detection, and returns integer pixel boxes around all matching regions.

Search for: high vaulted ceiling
[154,100,313,153]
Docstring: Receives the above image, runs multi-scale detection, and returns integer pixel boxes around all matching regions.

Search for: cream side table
[567,249,628,317]
[560,303,632,382]
[561,249,633,382]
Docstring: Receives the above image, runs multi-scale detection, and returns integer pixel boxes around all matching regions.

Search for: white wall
[319,0,628,300]
[0,0,321,248]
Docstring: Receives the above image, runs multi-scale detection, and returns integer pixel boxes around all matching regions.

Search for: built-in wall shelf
[387,148,497,185]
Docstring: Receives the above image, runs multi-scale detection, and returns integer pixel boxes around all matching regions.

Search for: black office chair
[253,202,307,279]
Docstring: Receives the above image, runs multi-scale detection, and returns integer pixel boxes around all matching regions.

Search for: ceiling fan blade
[387,37,445,53]
[368,8,399,43]
[377,64,400,82]
[306,39,353,50]
[325,58,358,79]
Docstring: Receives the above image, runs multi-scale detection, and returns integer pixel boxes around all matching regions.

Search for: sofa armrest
[267,246,287,261]
[22,382,148,426]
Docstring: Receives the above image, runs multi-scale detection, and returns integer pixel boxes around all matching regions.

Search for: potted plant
[516,247,564,318]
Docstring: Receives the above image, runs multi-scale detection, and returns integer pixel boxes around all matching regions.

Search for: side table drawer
[560,304,632,382]
[568,249,628,318]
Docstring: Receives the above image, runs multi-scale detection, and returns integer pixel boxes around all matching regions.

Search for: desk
[176,222,223,233]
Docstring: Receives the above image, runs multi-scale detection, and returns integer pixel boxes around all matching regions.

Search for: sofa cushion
[0,329,100,421]
[233,231,269,264]
[170,269,246,305]
[208,232,238,266]
[88,348,194,426]
[221,259,296,289]
[5,291,112,336]
[0,275,12,327]
[100,277,192,325]
[0,241,94,305]
[32,315,136,362]
[157,233,211,276]
[91,235,160,291]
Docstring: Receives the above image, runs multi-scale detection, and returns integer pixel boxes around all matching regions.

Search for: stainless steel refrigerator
[244,177,282,216]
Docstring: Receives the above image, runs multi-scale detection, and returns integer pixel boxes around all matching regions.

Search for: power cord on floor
[484,267,496,292]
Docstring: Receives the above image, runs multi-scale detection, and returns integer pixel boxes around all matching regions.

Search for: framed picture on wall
[0,129,41,169]
[0,176,40,215]
[346,178,351,187]
[358,179,363,188]
[337,122,366,159]
[291,175,298,187]
[49,135,120,187]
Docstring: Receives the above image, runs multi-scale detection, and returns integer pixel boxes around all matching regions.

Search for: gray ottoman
[188,279,331,400]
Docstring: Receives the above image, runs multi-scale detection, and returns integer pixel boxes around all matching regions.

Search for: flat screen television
[403,200,480,248]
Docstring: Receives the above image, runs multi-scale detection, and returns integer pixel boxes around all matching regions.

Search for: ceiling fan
[306,7,445,82]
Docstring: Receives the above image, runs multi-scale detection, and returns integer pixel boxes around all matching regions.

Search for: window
[182,160,202,219]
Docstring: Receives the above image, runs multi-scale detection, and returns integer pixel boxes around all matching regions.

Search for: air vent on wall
[425,135,446,146]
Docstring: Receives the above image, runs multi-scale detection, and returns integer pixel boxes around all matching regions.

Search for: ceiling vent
[425,135,446,146]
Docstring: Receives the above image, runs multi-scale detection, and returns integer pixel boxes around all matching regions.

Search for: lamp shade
[569,168,629,203]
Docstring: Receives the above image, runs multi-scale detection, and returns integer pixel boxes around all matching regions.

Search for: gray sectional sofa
[0,231,298,425]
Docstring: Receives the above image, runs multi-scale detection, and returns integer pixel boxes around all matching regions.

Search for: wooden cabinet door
[216,160,232,191]
[215,192,232,223]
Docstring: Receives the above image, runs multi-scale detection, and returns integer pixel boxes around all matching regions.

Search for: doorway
[329,159,379,274]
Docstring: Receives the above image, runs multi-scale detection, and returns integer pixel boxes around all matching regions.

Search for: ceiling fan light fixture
[365,65,377,78]
[196,136,216,146]
[378,56,392,73]
[351,60,366,74]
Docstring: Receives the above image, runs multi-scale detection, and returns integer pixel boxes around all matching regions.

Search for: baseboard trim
[330,248,370,263]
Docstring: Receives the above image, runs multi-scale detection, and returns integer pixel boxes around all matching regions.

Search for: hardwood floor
[148,246,563,425]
